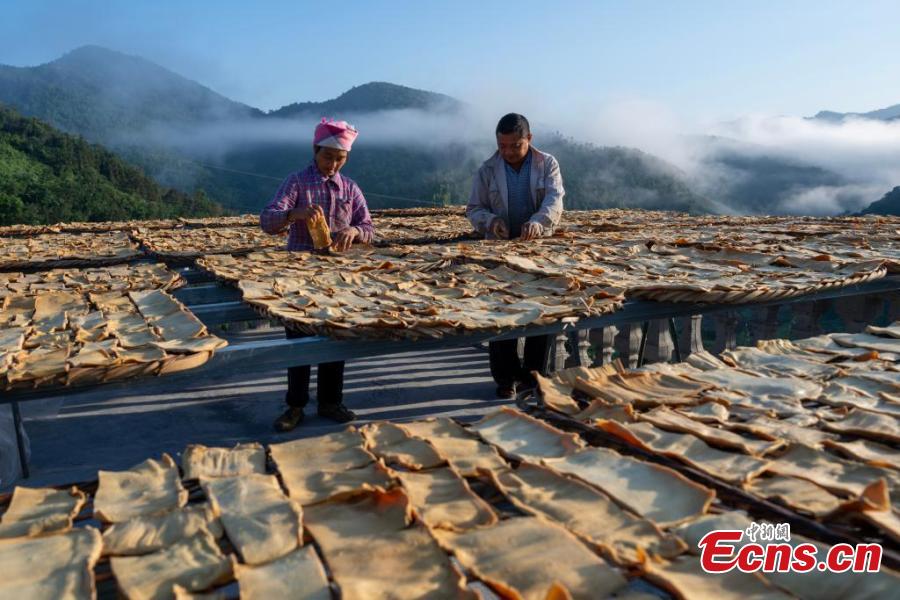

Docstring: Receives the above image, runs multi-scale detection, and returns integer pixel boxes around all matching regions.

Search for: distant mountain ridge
[268,82,463,118]
[811,103,900,122]
[0,45,733,217]
[860,186,900,216]
[0,46,261,141]
[0,47,460,138]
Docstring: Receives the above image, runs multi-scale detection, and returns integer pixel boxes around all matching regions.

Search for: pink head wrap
[313,118,358,151]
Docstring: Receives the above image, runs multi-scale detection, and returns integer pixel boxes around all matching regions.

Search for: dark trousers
[488,335,549,388]
[285,329,345,408]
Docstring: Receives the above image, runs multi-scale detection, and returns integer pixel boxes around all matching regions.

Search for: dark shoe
[516,368,543,392]
[274,406,305,432]
[318,403,356,423]
[518,373,538,391]
[496,384,516,399]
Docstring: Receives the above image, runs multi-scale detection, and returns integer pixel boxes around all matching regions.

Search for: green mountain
[541,139,709,212]
[860,186,900,216]
[269,82,462,118]
[0,104,222,225]
[0,45,261,142]
[811,103,900,122]
[0,45,716,216]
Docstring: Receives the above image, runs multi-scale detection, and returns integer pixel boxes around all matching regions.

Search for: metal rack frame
[4,268,899,479]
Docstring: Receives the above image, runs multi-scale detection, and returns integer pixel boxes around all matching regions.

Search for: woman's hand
[288,205,324,223]
[331,227,359,252]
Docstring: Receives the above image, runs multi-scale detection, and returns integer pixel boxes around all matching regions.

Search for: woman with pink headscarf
[260,118,375,431]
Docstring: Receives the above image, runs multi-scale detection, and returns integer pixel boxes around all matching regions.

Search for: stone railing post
[615,322,644,369]
[564,329,592,368]
[643,319,674,364]
[679,314,704,358]
[712,311,740,353]
[600,325,618,365]
[550,318,579,372]
[553,331,569,372]
[589,326,619,366]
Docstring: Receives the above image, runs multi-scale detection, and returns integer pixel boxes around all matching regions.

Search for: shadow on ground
[14,346,502,488]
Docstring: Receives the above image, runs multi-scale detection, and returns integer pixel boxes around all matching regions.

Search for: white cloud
[553,96,704,172]
[115,90,900,215]
[552,100,900,214]
[122,108,490,159]
[780,184,886,216]
[709,114,900,185]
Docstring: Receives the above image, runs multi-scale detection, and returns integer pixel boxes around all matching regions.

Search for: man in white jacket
[466,113,565,398]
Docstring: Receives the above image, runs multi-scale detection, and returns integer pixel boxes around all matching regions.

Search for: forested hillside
[0,104,222,225]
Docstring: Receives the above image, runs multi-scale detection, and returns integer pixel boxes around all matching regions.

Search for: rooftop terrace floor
[13,327,505,489]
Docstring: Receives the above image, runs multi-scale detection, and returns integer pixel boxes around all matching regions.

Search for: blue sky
[2,0,899,119]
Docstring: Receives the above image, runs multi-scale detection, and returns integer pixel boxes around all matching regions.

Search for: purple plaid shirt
[260,163,375,251]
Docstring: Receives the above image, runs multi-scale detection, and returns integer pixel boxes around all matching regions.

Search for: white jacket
[466,147,564,239]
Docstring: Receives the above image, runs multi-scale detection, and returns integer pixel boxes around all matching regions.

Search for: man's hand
[490,218,510,239]
[520,221,544,241]
[331,227,359,253]
[288,205,324,223]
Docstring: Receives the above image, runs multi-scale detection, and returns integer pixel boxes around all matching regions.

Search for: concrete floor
[11,329,505,489]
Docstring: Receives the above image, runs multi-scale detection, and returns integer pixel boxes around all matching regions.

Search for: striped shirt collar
[302,162,345,194]
[503,148,533,174]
